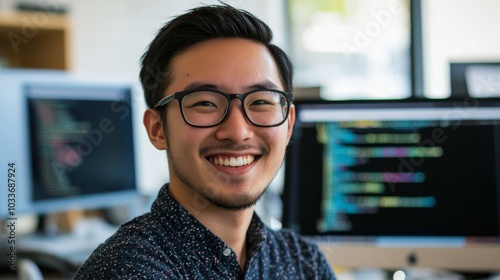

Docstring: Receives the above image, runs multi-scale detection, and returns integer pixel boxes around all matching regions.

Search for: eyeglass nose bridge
[220,92,290,127]
[219,93,251,125]
[226,93,249,105]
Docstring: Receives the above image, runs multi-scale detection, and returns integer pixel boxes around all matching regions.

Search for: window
[288,0,412,100]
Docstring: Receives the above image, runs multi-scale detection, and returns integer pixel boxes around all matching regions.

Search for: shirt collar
[151,184,268,267]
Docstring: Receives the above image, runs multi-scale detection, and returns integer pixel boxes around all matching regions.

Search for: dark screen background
[283,108,500,238]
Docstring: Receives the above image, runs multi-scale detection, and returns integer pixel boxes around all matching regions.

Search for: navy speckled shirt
[75,184,336,279]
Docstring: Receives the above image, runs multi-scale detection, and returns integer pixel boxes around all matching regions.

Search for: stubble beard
[166,148,268,211]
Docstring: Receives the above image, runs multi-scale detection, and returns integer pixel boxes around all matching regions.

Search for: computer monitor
[22,83,138,215]
[450,62,500,98]
[283,98,500,272]
[0,70,140,220]
[1,69,69,219]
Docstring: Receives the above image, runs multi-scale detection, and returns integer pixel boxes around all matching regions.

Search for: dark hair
[139,4,294,109]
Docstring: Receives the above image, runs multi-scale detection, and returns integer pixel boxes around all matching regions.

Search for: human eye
[182,90,228,120]
[250,99,273,106]
[189,100,218,108]
[183,91,224,112]
[247,91,281,108]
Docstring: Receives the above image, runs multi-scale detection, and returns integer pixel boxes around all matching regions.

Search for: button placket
[222,248,232,257]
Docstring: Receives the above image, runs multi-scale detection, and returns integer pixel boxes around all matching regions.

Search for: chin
[206,193,262,211]
[203,184,267,211]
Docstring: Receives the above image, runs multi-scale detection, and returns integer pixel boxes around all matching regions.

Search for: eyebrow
[183,80,280,92]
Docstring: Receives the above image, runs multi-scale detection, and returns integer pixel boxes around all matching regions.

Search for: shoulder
[267,228,322,257]
[74,213,182,279]
[263,228,336,279]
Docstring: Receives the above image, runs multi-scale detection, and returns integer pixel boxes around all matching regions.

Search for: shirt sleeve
[277,230,337,280]
[74,238,182,280]
[316,248,337,280]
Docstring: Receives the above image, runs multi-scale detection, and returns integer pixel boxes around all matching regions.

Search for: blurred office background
[2,0,499,196]
[1,0,500,279]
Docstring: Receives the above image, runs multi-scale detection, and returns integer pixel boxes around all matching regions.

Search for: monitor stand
[337,268,500,280]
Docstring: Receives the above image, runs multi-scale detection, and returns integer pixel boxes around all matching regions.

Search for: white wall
[68,0,287,195]
[45,0,500,194]
[70,0,287,81]
[422,0,500,98]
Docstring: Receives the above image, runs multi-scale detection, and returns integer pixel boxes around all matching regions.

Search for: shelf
[0,12,70,69]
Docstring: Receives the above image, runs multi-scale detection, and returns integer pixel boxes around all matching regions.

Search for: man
[75,4,335,279]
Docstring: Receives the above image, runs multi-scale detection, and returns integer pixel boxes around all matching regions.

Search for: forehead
[168,38,283,92]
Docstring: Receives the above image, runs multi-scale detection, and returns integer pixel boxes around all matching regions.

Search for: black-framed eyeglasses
[154,88,294,127]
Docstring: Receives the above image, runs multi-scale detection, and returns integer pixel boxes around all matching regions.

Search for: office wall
[70,0,286,81]
[68,0,287,195]
[421,0,500,98]
[14,0,499,193]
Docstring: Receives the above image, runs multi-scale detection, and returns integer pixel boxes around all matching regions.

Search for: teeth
[211,155,255,167]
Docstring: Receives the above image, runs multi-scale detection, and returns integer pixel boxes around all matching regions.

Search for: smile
[209,155,255,167]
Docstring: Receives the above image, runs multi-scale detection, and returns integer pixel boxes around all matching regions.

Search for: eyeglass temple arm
[154,94,175,109]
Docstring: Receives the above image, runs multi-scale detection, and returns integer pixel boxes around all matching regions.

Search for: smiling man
[75,4,335,279]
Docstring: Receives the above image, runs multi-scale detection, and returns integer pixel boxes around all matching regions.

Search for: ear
[286,104,295,143]
[143,108,168,150]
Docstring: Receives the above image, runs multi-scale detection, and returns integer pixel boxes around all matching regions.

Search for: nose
[214,99,254,143]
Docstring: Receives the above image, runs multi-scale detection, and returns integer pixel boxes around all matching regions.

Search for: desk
[1,218,117,279]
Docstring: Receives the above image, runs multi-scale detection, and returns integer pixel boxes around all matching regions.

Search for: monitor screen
[283,98,500,271]
[23,83,138,215]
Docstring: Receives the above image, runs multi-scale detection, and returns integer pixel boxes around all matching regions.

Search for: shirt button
[223,248,231,256]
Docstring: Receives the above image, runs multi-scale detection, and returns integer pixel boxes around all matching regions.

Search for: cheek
[164,104,189,147]
[261,127,290,154]
[168,126,196,150]
[167,123,211,156]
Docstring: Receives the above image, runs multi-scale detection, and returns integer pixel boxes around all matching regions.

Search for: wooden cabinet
[0,12,70,69]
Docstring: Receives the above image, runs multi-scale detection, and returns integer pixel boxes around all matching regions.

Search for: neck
[169,184,254,270]
[198,207,253,270]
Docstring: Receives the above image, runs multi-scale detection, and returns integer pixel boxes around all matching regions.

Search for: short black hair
[139,4,293,109]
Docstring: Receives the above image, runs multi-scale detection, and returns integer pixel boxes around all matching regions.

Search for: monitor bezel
[283,97,500,271]
[22,82,140,215]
